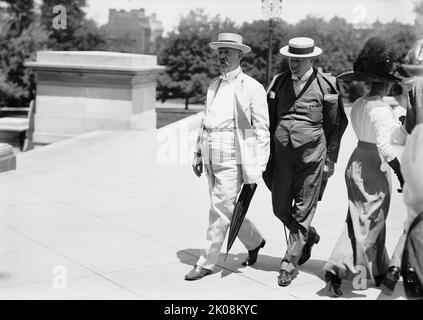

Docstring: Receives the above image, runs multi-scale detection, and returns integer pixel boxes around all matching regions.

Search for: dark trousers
[271,135,326,273]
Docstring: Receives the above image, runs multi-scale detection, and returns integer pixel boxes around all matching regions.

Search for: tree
[157,9,234,109]
[40,0,107,51]
[0,0,48,108]
[372,22,416,62]
[240,19,292,85]
[156,11,419,105]
[288,16,369,76]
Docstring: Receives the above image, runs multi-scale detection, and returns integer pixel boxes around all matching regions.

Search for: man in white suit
[185,33,270,281]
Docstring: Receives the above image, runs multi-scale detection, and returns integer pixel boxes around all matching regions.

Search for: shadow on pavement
[176,249,405,299]
[298,258,327,281]
[299,260,407,299]
[0,272,12,280]
[376,282,408,300]
[176,248,282,278]
[315,280,367,299]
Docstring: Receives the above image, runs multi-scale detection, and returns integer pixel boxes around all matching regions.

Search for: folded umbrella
[318,174,328,201]
[225,183,257,260]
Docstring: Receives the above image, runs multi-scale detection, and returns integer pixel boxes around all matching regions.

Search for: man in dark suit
[263,37,348,287]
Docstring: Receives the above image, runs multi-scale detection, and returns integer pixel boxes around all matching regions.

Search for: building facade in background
[101,9,163,54]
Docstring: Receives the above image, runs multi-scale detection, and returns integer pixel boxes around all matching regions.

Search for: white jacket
[195,71,270,184]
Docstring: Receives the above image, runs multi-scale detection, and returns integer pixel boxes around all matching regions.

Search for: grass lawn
[156,100,203,128]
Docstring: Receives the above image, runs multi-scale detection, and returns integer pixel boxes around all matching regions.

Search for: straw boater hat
[338,37,402,82]
[279,37,322,58]
[209,33,251,54]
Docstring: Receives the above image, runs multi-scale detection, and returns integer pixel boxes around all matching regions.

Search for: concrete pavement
[0,108,409,299]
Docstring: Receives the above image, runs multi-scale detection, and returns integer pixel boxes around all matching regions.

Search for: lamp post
[261,0,282,86]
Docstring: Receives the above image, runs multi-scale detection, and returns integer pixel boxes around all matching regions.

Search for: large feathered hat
[338,37,402,82]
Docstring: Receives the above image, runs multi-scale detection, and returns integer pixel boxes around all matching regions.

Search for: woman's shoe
[380,266,401,295]
[374,273,386,287]
[325,271,343,297]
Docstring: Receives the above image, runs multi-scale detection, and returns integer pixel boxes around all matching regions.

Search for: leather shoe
[374,273,386,287]
[325,271,343,297]
[278,270,293,287]
[298,227,320,265]
[242,239,266,266]
[381,266,401,295]
[184,265,212,281]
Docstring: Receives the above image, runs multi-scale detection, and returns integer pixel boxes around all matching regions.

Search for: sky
[84,0,418,33]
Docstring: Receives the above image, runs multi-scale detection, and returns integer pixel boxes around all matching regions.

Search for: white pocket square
[269,91,275,99]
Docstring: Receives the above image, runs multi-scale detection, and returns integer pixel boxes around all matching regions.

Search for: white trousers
[196,130,263,271]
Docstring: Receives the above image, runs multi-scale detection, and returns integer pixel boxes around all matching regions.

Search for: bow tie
[220,73,235,80]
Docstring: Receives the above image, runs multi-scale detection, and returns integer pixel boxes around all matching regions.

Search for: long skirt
[323,144,391,280]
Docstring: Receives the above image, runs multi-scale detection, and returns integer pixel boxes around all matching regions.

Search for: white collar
[291,67,313,81]
[220,66,242,80]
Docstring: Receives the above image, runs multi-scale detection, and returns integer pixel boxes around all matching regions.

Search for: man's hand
[323,160,335,179]
[192,154,203,177]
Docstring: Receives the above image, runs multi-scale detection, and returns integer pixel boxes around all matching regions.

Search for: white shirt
[351,96,403,162]
[291,67,314,97]
[204,67,242,129]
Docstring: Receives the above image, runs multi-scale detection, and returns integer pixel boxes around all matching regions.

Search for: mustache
[218,57,229,66]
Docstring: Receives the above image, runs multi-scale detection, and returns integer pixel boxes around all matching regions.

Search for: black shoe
[242,239,266,266]
[298,227,320,265]
[381,266,401,295]
[325,271,343,297]
[374,273,386,287]
[184,265,212,281]
[278,270,293,287]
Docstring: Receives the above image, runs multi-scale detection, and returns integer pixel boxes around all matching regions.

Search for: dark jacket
[263,68,348,190]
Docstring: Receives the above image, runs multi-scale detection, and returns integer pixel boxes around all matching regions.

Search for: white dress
[324,95,404,280]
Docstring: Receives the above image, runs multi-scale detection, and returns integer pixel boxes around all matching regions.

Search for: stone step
[0,117,29,132]
[0,143,16,173]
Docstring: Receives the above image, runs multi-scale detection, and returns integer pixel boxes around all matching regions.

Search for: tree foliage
[157,9,235,108]
[0,0,48,108]
[40,0,107,51]
[373,22,417,62]
[1,2,421,108]
[157,10,418,106]
[0,0,109,108]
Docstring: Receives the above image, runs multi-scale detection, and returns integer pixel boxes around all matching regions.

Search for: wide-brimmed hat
[400,38,423,77]
[337,70,402,82]
[338,37,402,82]
[209,33,251,54]
[279,37,322,58]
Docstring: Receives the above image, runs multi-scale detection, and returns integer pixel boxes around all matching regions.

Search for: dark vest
[274,71,324,148]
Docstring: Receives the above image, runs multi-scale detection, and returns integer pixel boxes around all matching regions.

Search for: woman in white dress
[323,37,406,297]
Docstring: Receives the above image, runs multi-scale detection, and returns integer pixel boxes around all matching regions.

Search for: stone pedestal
[25,51,165,144]
[0,143,16,173]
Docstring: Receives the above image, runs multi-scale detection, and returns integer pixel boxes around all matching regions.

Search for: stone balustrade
[0,143,16,173]
[25,51,165,144]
